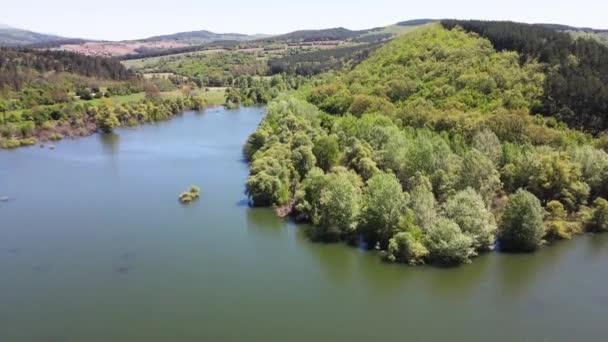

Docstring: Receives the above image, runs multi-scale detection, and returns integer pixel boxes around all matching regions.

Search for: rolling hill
[141,30,260,44]
[0,25,65,46]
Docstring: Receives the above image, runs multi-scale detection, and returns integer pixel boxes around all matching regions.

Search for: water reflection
[246,207,286,238]
[494,242,567,300]
[297,228,358,285]
[426,253,491,298]
[98,132,120,156]
[584,233,608,258]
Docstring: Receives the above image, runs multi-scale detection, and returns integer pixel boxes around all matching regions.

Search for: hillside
[0,26,64,46]
[142,30,256,44]
[396,19,441,26]
[244,24,608,267]
[442,20,608,133]
[267,27,377,42]
[304,24,544,116]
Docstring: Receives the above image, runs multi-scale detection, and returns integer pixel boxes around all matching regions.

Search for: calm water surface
[0,107,607,341]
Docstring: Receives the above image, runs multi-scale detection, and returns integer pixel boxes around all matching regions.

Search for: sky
[2,0,607,41]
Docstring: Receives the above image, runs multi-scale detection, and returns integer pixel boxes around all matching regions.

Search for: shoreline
[0,101,227,150]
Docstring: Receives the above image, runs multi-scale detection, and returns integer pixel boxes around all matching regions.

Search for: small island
[178,185,200,204]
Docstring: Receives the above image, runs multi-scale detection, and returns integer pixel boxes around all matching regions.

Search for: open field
[122,49,230,69]
[56,40,191,58]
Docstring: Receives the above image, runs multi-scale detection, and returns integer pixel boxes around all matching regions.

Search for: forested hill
[266,27,380,42]
[0,47,135,89]
[142,30,253,44]
[244,24,608,267]
[441,20,608,133]
[304,24,544,118]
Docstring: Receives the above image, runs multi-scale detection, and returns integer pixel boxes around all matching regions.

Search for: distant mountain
[535,23,608,33]
[0,26,65,46]
[141,30,255,44]
[266,27,381,43]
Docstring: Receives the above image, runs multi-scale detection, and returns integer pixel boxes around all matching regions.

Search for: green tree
[96,103,120,133]
[499,189,545,252]
[570,146,608,198]
[587,198,608,232]
[472,128,502,164]
[358,172,408,247]
[409,174,438,230]
[528,153,590,210]
[245,144,292,206]
[313,134,340,172]
[315,170,362,241]
[291,145,316,179]
[460,149,502,206]
[424,218,474,265]
[294,167,327,224]
[544,200,580,240]
[386,229,429,265]
[443,188,497,252]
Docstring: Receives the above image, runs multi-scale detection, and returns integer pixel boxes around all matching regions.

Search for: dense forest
[441,20,608,133]
[268,43,381,76]
[0,47,134,89]
[243,25,608,266]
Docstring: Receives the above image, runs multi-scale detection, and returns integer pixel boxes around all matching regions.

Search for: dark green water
[1,107,607,341]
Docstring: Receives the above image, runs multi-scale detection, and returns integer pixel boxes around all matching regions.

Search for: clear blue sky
[2,0,606,41]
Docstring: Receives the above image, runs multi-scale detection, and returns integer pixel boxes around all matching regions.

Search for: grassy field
[122,49,229,70]
[163,87,226,105]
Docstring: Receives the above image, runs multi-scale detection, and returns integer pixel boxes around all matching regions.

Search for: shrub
[178,185,200,204]
[544,200,582,240]
[386,230,429,265]
[424,218,475,265]
[587,198,608,232]
[499,189,545,252]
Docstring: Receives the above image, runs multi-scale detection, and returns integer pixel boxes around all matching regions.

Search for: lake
[1,106,607,341]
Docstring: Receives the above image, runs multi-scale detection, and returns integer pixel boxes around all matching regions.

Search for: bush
[49,133,64,141]
[423,218,475,265]
[587,198,608,232]
[499,189,545,252]
[178,185,200,204]
[543,200,582,240]
[386,230,429,265]
[0,138,21,149]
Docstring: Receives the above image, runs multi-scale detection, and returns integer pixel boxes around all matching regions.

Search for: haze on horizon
[2,0,607,41]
